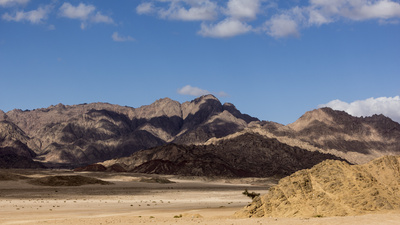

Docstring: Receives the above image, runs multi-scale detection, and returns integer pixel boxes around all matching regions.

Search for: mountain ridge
[96,132,345,177]
[1,95,399,170]
[1,95,258,166]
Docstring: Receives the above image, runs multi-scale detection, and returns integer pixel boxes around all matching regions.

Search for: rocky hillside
[98,133,345,177]
[2,96,399,169]
[251,107,400,164]
[0,121,45,168]
[1,95,258,166]
[237,155,400,218]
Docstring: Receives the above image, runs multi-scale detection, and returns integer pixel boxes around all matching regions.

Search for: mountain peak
[200,94,218,100]
[187,94,220,105]
[288,107,336,131]
[181,94,222,120]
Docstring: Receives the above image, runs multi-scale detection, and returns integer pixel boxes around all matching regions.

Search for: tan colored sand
[1,170,400,225]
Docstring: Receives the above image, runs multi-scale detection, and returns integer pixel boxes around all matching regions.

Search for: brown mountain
[0,121,45,168]
[256,107,400,164]
[2,96,399,170]
[2,95,258,166]
[237,155,400,218]
[98,133,345,177]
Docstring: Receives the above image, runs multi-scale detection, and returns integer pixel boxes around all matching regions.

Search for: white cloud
[59,2,113,29]
[112,32,135,42]
[308,0,400,23]
[177,85,211,96]
[59,3,94,20]
[198,18,252,38]
[265,14,300,38]
[217,91,229,97]
[177,85,229,97]
[136,2,155,15]
[319,96,400,123]
[0,0,29,7]
[348,0,400,21]
[225,0,261,20]
[307,7,332,26]
[262,0,400,38]
[2,5,51,24]
[91,12,114,24]
[158,0,218,21]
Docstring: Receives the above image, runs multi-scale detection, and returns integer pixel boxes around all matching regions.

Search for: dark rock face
[0,150,45,169]
[74,164,107,172]
[106,133,345,177]
[1,95,258,166]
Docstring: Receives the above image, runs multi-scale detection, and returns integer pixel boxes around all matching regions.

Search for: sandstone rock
[237,155,400,218]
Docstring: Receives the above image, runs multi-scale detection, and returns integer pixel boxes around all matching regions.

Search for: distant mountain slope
[2,95,258,166]
[99,133,345,177]
[0,121,45,168]
[260,107,400,164]
[237,155,400,218]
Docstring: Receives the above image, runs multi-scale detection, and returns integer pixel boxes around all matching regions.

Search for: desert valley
[1,95,400,224]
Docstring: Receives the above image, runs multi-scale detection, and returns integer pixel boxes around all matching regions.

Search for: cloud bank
[2,1,399,38]
[2,5,51,24]
[1,1,114,30]
[0,0,29,7]
[136,0,400,38]
[319,96,400,123]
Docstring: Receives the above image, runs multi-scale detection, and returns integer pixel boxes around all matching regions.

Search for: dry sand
[1,170,399,225]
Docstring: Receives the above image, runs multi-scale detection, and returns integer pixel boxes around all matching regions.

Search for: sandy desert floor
[1,170,400,225]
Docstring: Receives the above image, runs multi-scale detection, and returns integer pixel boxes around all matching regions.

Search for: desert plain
[1,169,400,225]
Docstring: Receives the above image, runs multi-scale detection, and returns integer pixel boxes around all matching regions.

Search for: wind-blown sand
[1,170,399,225]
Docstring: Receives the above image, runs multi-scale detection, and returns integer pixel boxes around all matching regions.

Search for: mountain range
[1,95,399,176]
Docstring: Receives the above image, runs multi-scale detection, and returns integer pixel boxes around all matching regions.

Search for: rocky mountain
[238,107,400,164]
[0,121,45,168]
[98,133,345,177]
[1,95,258,166]
[2,96,399,171]
[237,155,400,218]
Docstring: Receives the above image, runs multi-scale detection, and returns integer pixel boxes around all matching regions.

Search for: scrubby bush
[242,189,260,199]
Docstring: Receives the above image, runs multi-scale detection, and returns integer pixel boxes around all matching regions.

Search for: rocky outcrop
[99,133,345,177]
[237,155,400,218]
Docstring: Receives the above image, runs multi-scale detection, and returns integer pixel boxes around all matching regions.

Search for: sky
[1,0,400,125]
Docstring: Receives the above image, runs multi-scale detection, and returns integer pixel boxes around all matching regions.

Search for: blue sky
[1,0,400,124]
